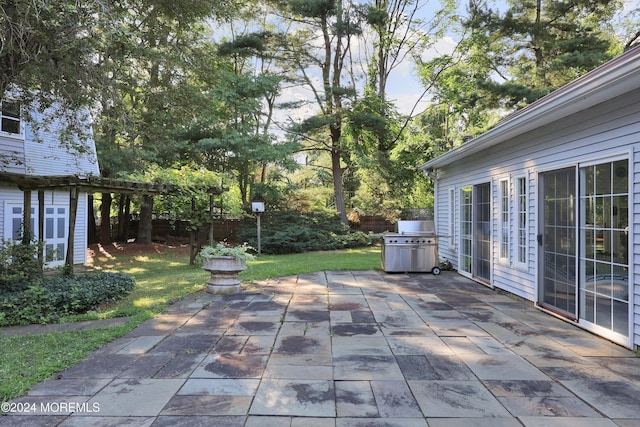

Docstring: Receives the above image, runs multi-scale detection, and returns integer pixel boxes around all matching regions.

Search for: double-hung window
[1,101,22,136]
[517,176,527,264]
[499,179,509,260]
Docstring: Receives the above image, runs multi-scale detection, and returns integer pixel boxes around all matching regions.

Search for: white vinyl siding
[0,135,26,174]
[631,149,640,348]
[0,104,97,266]
[23,114,99,176]
[1,106,98,177]
[432,87,640,308]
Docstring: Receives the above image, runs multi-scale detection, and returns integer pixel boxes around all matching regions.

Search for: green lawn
[241,247,381,282]
[0,245,381,402]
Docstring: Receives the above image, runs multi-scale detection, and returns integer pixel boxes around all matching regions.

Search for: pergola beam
[1,171,224,269]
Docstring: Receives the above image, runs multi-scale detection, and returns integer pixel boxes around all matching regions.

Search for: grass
[240,247,381,282]
[0,316,147,402]
[0,245,381,402]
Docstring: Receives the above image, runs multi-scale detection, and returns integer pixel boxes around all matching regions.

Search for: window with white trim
[499,179,509,260]
[449,188,456,249]
[517,176,527,264]
[1,101,22,136]
[460,187,472,274]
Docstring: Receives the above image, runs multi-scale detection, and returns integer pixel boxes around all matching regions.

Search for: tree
[264,0,458,220]
[178,17,299,208]
[353,0,453,151]
[92,1,238,244]
[0,0,113,145]
[616,2,640,50]
[417,0,624,149]
[266,0,365,224]
[342,0,454,216]
[462,0,623,108]
[191,69,298,205]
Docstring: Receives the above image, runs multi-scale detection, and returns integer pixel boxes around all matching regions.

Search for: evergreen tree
[464,0,623,108]
[418,0,624,149]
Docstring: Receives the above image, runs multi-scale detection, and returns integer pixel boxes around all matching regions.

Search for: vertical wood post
[189,197,196,265]
[123,195,131,241]
[38,190,44,262]
[100,192,112,245]
[209,194,215,246]
[22,190,32,244]
[66,186,79,270]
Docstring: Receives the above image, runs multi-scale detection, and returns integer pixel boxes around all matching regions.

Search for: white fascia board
[420,47,640,173]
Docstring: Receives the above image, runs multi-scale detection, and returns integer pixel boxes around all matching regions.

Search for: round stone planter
[202,256,247,294]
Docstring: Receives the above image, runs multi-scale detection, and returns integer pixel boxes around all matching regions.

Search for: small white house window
[499,179,509,259]
[1,101,22,135]
[517,176,527,264]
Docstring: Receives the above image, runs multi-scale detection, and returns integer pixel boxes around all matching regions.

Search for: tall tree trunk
[331,146,348,224]
[137,194,154,244]
[116,194,126,241]
[533,0,545,86]
[189,197,197,265]
[100,193,112,245]
[122,196,131,241]
[330,7,348,226]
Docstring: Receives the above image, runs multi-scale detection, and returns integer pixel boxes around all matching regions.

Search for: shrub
[0,272,135,326]
[0,239,43,293]
[237,209,372,255]
[198,242,255,261]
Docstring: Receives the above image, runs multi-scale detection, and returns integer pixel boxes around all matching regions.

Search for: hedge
[0,272,135,326]
[236,209,372,255]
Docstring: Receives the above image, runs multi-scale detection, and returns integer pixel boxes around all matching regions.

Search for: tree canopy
[2,0,636,228]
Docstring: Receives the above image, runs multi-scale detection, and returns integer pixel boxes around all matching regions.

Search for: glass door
[474,183,491,282]
[539,168,577,318]
[459,184,491,282]
[579,160,629,337]
[460,187,472,274]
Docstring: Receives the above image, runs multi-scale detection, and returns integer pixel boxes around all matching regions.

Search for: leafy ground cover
[0,242,380,402]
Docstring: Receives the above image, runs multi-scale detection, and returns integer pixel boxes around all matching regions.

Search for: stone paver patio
[2,270,640,426]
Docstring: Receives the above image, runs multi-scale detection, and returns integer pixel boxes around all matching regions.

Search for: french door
[539,168,577,318]
[579,160,629,337]
[43,206,68,265]
[539,160,629,341]
[460,183,491,283]
[5,203,68,267]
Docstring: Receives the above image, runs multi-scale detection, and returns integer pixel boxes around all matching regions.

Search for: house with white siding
[420,46,640,350]
[0,100,99,267]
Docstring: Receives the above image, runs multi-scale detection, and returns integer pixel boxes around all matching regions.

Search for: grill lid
[396,220,435,234]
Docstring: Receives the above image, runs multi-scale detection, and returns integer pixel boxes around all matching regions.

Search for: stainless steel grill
[381,220,442,274]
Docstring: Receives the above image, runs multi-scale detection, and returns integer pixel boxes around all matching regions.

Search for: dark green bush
[0,240,43,293]
[0,272,135,326]
[237,209,372,255]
